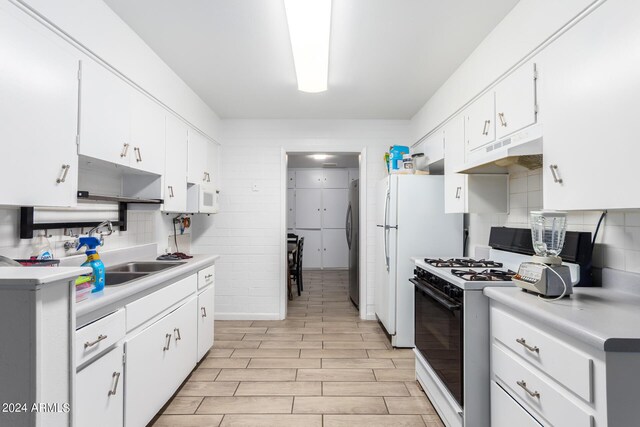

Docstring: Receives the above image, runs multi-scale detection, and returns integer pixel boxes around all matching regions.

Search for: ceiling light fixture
[310,154,330,160]
[284,0,332,93]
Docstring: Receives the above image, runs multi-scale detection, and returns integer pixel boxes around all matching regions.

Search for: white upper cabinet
[79,59,132,167]
[187,130,217,187]
[287,189,295,229]
[443,117,467,214]
[421,131,445,165]
[287,170,296,189]
[295,189,322,229]
[296,169,324,188]
[322,169,349,188]
[0,5,79,207]
[538,0,640,210]
[164,115,188,212]
[130,90,166,175]
[495,62,538,140]
[322,189,349,228]
[465,91,496,152]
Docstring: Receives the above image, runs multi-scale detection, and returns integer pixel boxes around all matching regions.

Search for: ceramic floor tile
[300,349,368,359]
[393,358,416,369]
[374,369,416,382]
[243,334,303,341]
[219,414,322,427]
[251,320,306,328]
[215,321,254,327]
[151,414,223,426]
[162,397,204,415]
[324,415,427,427]
[216,368,297,382]
[213,341,261,349]
[296,369,376,382]
[178,382,239,397]
[259,340,322,349]
[293,397,387,414]
[303,334,363,342]
[231,349,300,358]
[385,397,436,415]
[196,397,293,414]
[215,327,268,334]
[422,414,445,426]
[322,341,389,350]
[367,349,415,359]
[189,369,221,381]
[322,381,410,397]
[200,358,250,369]
[214,333,245,341]
[267,327,323,334]
[322,358,395,369]
[404,381,425,397]
[235,381,321,396]
[248,358,321,369]
[207,349,234,358]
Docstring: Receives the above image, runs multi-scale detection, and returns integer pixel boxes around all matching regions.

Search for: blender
[512,211,573,297]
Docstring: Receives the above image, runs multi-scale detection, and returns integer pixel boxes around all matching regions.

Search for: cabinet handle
[481,120,488,136]
[120,143,130,158]
[134,147,142,162]
[56,164,70,184]
[205,274,213,279]
[174,328,181,341]
[455,186,461,199]
[163,333,172,351]
[498,112,507,127]
[168,185,174,198]
[516,380,540,399]
[516,338,539,353]
[84,334,108,349]
[549,164,563,184]
[203,172,211,182]
[108,372,121,396]
[201,307,207,318]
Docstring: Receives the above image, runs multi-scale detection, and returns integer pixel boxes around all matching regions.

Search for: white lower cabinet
[295,229,322,269]
[76,346,124,427]
[197,285,215,360]
[491,382,540,427]
[125,297,197,427]
[322,228,348,268]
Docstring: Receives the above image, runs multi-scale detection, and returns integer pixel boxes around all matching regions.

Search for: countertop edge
[0,266,92,287]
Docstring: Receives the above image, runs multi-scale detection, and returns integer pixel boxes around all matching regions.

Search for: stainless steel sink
[106,261,185,273]
[105,272,149,286]
[104,261,186,286]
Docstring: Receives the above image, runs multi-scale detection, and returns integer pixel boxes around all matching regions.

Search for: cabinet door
[287,170,296,189]
[130,90,166,175]
[205,141,219,190]
[187,130,208,184]
[287,189,296,229]
[443,117,467,213]
[322,169,349,188]
[348,168,359,184]
[295,229,322,269]
[495,62,537,140]
[164,115,188,212]
[295,189,322,228]
[197,286,215,360]
[322,189,349,228]
[539,0,640,210]
[0,6,79,207]
[76,347,123,427]
[491,382,541,427]
[322,228,348,268]
[295,170,323,188]
[79,59,131,167]
[465,91,495,152]
[125,298,196,427]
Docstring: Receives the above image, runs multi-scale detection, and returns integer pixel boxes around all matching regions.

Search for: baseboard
[215,313,282,320]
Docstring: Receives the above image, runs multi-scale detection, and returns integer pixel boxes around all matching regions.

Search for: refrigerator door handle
[383,189,391,271]
[345,204,352,249]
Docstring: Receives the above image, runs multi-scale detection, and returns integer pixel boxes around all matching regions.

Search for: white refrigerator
[375,175,463,347]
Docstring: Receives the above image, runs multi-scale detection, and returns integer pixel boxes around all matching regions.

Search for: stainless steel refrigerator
[346,179,359,308]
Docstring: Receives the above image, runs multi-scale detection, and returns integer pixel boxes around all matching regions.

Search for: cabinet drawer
[492,344,592,427]
[76,346,123,427]
[198,265,215,290]
[126,274,197,331]
[491,381,541,427]
[75,309,125,367]
[491,307,592,401]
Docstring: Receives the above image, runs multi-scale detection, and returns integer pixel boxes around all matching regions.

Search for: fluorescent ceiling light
[284,0,332,93]
[310,154,330,160]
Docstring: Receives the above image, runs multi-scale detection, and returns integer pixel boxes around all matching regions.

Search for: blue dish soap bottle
[77,236,106,293]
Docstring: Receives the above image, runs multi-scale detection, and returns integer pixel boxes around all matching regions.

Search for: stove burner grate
[450,268,516,282]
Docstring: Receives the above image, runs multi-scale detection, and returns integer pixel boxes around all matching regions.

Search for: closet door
[295,229,322,269]
[295,189,322,229]
[322,189,349,229]
[322,228,348,268]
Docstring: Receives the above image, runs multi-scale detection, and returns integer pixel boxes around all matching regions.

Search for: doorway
[281,150,367,320]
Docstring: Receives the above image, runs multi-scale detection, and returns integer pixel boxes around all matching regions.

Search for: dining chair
[296,237,304,295]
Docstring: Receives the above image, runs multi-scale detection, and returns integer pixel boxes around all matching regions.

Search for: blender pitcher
[530,211,567,265]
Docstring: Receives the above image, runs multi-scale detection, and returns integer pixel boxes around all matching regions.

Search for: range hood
[456,123,543,174]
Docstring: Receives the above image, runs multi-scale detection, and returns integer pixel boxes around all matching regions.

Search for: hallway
[152,270,444,426]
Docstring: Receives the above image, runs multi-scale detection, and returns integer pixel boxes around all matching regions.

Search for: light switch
[252,183,260,192]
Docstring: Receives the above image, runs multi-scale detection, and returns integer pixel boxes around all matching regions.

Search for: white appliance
[186,184,219,213]
[374,175,462,347]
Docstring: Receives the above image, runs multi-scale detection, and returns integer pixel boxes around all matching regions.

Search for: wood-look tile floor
[151,270,444,427]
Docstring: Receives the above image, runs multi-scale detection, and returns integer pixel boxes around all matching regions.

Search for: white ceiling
[288,153,359,168]
[104,0,519,120]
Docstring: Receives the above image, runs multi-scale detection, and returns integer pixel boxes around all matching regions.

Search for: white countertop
[484,287,640,352]
[0,266,91,287]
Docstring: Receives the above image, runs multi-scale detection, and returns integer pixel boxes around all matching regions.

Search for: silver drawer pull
[516,338,539,353]
[549,164,563,184]
[205,274,213,279]
[201,307,207,318]
[134,147,142,162]
[517,380,540,398]
[84,334,108,349]
[168,185,174,197]
[163,333,172,351]
[174,328,182,341]
[108,372,121,396]
[56,164,71,184]
[120,143,130,158]
[498,112,507,127]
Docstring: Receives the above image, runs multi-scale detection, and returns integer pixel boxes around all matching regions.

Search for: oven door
[411,278,463,407]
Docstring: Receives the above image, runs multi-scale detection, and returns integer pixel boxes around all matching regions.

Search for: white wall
[190,119,411,319]
[15,0,221,139]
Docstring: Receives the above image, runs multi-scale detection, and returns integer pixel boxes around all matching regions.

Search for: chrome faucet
[87,220,114,246]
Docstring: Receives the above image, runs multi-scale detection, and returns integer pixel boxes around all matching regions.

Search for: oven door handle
[410,279,461,312]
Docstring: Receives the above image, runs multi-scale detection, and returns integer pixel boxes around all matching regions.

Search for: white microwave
[187,184,219,213]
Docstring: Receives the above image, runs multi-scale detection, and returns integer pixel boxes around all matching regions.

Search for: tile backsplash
[467,166,640,281]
